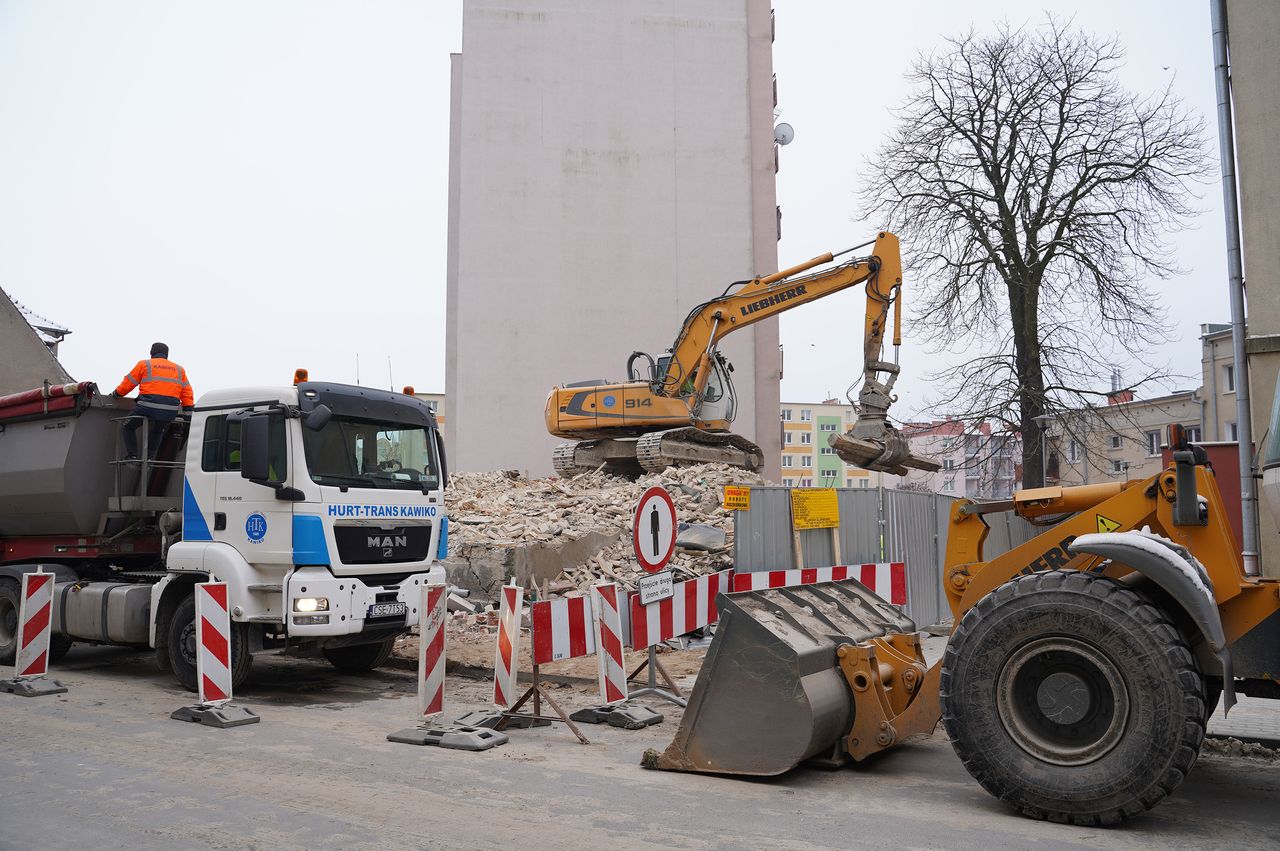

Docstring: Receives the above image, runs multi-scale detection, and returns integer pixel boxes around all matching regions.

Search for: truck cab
[0,378,448,691]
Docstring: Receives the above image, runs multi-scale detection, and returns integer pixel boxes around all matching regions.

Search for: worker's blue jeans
[122,415,169,460]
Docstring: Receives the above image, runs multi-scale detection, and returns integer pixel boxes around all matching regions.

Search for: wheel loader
[655,424,1280,825]
[544,232,938,478]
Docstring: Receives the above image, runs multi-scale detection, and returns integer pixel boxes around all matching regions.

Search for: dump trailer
[658,424,1280,825]
[0,377,448,691]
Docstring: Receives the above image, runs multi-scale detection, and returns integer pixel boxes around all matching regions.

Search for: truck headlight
[293,597,329,613]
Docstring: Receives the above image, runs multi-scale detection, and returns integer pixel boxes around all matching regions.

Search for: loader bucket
[656,579,916,776]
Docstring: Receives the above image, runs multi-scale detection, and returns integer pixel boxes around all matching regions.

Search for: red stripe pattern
[492,584,523,709]
[419,584,447,719]
[590,583,627,704]
[730,563,907,605]
[195,582,234,705]
[530,595,595,664]
[16,571,56,678]
[630,569,733,649]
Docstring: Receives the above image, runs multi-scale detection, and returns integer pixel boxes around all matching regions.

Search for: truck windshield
[302,418,440,491]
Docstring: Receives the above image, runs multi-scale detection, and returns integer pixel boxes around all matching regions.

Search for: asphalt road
[3,646,1279,851]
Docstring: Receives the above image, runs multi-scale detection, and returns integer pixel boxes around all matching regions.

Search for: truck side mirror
[303,404,332,431]
[435,430,448,490]
[240,415,272,482]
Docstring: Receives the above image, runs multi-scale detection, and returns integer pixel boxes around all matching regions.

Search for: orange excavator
[544,232,939,477]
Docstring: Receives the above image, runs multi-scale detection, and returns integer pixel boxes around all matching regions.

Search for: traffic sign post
[628,486,684,705]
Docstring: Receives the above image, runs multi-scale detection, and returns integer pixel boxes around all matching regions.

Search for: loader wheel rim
[996,637,1129,766]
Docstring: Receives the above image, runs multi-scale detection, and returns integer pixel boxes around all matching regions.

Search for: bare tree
[861,19,1211,487]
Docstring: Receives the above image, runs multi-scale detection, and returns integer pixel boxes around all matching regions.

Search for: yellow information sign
[791,488,840,530]
[1096,514,1121,534]
[723,485,752,511]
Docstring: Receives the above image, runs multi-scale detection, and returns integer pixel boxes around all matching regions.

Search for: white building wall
[446,0,779,476]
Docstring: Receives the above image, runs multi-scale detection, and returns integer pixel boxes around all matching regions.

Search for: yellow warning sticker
[1096,514,1122,534]
[723,485,751,511]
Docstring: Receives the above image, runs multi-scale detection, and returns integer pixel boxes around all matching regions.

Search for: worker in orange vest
[111,342,194,460]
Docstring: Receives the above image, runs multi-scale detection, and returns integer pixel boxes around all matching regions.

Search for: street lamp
[1033,414,1056,487]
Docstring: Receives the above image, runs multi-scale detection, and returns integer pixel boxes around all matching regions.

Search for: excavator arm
[658,232,903,405]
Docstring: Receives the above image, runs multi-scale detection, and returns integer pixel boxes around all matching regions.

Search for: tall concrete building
[446,0,781,478]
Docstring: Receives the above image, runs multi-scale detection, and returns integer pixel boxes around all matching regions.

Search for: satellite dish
[773,123,795,146]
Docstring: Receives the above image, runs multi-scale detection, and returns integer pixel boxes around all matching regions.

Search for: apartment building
[899,420,1020,498]
[779,398,900,489]
[1046,390,1203,486]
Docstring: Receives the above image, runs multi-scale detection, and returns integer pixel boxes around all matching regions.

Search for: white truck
[0,376,448,690]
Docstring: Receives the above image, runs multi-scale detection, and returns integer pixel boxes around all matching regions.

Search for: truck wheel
[48,632,74,663]
[940,570,1205,826]
[167,594,253,693]
[322,637,396,673]
[0,578,19,665]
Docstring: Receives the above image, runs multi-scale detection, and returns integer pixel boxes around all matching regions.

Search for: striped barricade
[419,584,447,720]
[387,583,507,750]
[630,569,733,650]
[1,569,67,697]
[170,581,259,727]
[729,563,907,605]
[530,594,596,664]
[492,583,524,709]
[590,583,628,705]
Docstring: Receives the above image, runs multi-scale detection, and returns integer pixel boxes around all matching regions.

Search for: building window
[819,423,837,432]
[782,478,793,487]
[1186,425,1202,442]
[800,478,812,487]
[942,479,955,493]
[1068,440,1082,463]
[801,455,812,467]
[784,431,793,445]
[1224,363,1235,392]
[781,408,792,421]
[820,470,837,479]
[782,455,793,468]
[1145,431,1161,457]
[1228,421,1239,441]
[846,478,855,487]
[820,446,835,455]
[859,479,869,488]
[800,432,812,445]
[1109,435,1122,450]
[800,409,812,422]
[1111,459,1127,475]
[942,459,955,471]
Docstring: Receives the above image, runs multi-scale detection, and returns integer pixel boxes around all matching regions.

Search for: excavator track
[635,428,764,473]
[551,439,644,478]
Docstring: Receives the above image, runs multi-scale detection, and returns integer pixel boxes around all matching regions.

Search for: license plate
[368,602,408,619]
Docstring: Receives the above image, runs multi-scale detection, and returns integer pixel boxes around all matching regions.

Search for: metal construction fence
[732,487,1039,628]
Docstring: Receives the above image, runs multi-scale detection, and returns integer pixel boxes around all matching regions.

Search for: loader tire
[167,594,252,694]
[940,571,1205,826]
[322,637,396,673]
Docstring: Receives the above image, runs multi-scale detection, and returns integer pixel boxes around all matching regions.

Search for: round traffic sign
[633,486,677,573]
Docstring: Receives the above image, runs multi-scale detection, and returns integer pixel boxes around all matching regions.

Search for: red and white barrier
[195,582,235,704]
[590,583,627,704]
[15,570,55,678]
[530,595,595,664]
[729,563,907,605]
[630,569,733,649]
[492,584,524,708]
[418,584,447,720]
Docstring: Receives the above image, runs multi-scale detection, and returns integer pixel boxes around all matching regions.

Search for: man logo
[368,535,408,548]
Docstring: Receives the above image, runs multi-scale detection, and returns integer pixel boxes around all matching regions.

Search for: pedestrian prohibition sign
[633,486,677,573]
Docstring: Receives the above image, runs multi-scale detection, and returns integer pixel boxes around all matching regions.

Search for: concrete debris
[444,463,767,594]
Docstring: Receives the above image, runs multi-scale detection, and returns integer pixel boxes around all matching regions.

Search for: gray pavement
[1209,694,1280,745]
[2,645,1279,851]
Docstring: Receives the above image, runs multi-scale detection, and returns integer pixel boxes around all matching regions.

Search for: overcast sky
[1,1,1227,419]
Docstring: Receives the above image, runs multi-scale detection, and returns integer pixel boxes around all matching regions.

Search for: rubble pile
[446,463,767,593]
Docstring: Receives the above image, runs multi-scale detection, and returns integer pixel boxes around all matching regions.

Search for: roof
[0,287,73,394]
